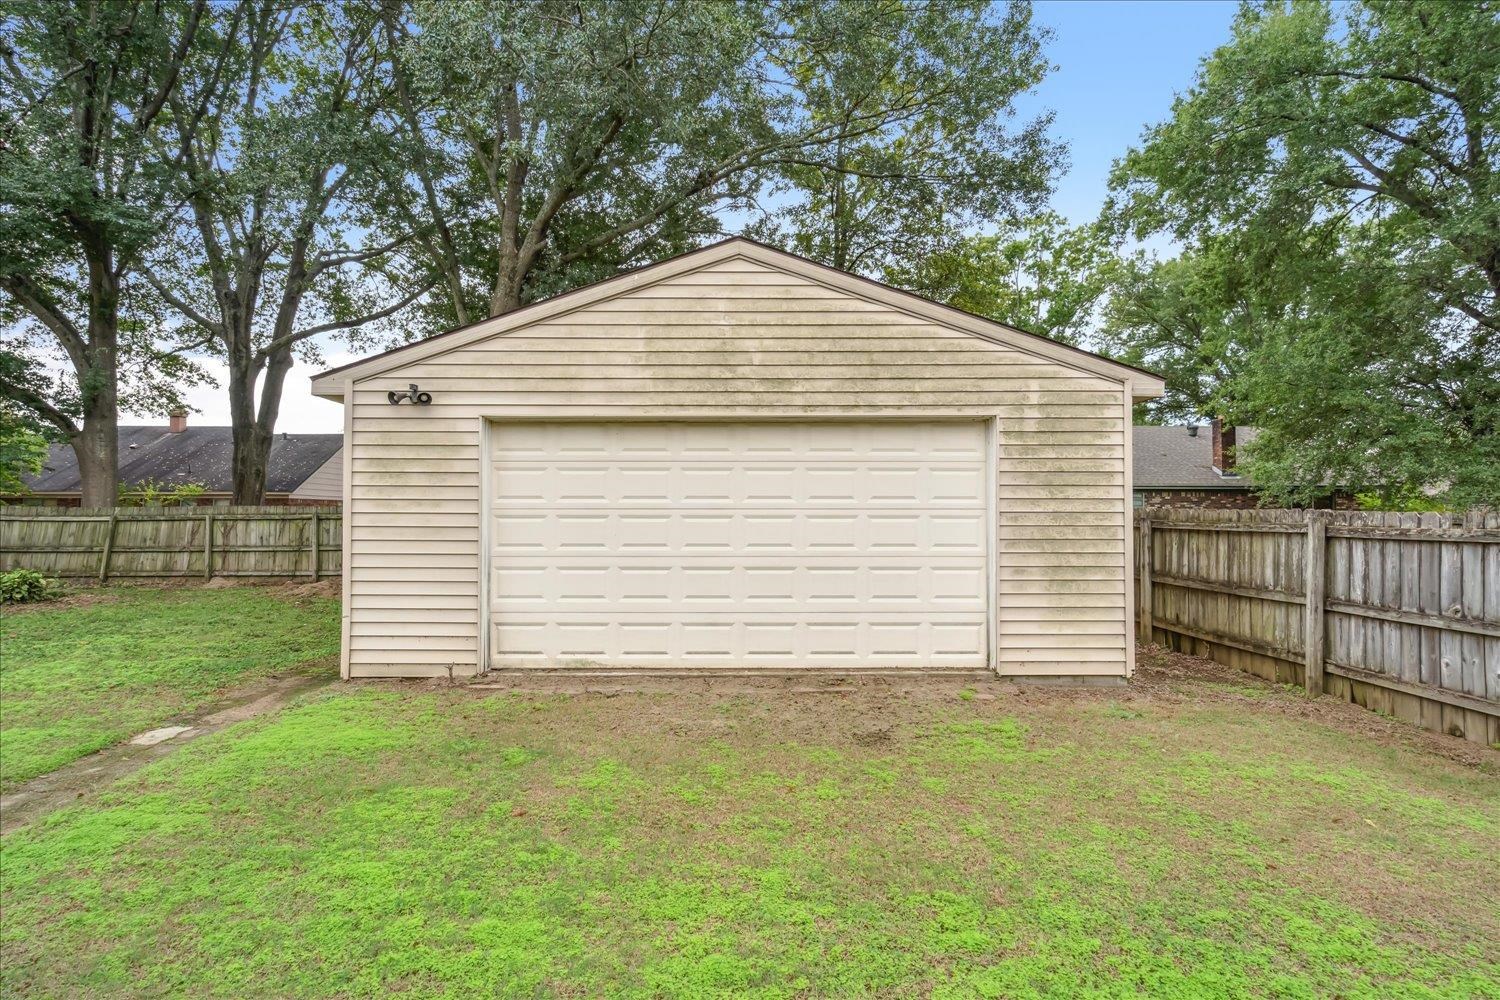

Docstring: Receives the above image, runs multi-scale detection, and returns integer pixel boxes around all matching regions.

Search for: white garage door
[488,421,989,669]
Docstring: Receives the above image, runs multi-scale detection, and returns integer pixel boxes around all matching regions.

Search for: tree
[1108,0,1500,507]
[0,419,47,497]
[143,1,432,503]
[0,350,50,495]
[0,0,209,506]
[375,0,1062,324]
[886,214,1113,346]
[752,0,1062,277]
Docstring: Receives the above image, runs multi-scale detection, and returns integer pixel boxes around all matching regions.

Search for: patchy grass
[2,675,1496,998]
[0,585,338,790]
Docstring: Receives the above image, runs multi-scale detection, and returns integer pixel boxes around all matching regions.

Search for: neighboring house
[1132,421,1356,509]
[290,448,343,504]
[1133,421,1260,509]
[311,237,1165,681]
[11,413,343,507]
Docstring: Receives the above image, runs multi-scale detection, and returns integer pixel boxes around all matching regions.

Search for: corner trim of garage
[477,415,494,674]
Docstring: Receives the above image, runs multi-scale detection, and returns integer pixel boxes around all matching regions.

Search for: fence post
[1303,510,1327,695]
[98,511,119,583]
[309,508,320,580]
[203,513,214,580]
[1137,515,1153,644]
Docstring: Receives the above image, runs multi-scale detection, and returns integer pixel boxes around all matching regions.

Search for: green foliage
[0,414,49,497]
[117,479,208,507]
[1,679,1495,995]
[0,0,215,503]
[1098,244,1247,424]
[0,569,59,604]
[1107,0,1500,508]
[0,586,338,789]
[888,214,1114,345]
[752,1,1062,279]
[137,3,425,503]
[1353,490,1450,513]
[377,0,1061,324]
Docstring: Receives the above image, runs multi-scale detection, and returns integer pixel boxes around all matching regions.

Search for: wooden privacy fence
[1136,508,1500,745]
[0,506,341,580]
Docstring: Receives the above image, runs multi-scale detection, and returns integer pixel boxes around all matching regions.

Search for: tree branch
[137,267,224,336]
[0,370,79,436]
[260,277,435,357]
[133,0,207,132]
[0,274,89,368]
[307,231,415,281]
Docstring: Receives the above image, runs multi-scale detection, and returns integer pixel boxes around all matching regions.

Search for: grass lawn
[0,584,339,791]
[2,648,1497,997]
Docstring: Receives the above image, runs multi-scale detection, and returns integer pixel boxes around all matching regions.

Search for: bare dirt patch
[0,590,121,615]
[1131,644,1500,771]
[447,649,1499,771]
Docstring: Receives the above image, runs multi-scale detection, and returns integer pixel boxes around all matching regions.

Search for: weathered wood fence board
[0,506,342,580]
[1136,508,1500,745]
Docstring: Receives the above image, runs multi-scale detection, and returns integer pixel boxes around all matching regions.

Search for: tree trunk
[74,268,121,508]
[226,350,266,504]
[231,419,272,505]
[227,343,296,504]
[73,405,118,508]
[490,254,524,316]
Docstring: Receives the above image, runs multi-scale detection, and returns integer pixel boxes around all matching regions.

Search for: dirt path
[0,673,332,833]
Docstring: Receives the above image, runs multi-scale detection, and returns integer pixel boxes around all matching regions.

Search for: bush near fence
[1136,508,1500,745]
[0,506,341,581]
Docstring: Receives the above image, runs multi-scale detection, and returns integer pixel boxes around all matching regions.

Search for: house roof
[311,237,1165,400]
[20,427,344,495]
[1133,425,1259,490]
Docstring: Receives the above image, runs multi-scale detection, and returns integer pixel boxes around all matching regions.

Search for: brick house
[10,412,342,507]
[1133,421,1357,509]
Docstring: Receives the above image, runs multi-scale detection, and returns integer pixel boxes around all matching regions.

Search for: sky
[125,0,1241,436]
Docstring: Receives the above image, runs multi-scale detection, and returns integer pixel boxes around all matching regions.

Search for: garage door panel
[493,420,986,458]
[494,464,985,507]
[489,421,988,669]
[490,559,986,612]
[491,510,985,556]
[490,617,987,667]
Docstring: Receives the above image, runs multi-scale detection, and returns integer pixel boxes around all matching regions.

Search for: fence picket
[1138,508,1498,746]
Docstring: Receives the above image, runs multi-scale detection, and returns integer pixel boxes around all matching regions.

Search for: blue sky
[1025,0,1239,226]
[146,1,1243,434]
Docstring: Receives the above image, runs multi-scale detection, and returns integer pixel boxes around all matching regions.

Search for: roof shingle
[21,427,343,495]
[1132,425,1258,490]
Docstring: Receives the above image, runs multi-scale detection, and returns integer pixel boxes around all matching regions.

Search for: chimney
[1211,417,1237,474]
[169,409,188,433]
[1186,424,1199,437]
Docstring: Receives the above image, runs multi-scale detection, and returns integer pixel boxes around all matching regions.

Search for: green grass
[0,585,339,790]
[3,678,1497,998]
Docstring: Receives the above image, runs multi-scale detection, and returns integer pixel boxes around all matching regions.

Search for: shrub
[118,478,207,507]
[0,569,61,603]
[1353,489,1450,512]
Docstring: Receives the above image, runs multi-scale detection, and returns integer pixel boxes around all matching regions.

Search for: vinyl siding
[342,254,1130,678]
[290,450,343,502]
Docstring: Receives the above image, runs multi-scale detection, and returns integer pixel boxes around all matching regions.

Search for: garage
[487,420,990,669]
[311,237,1163,680]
